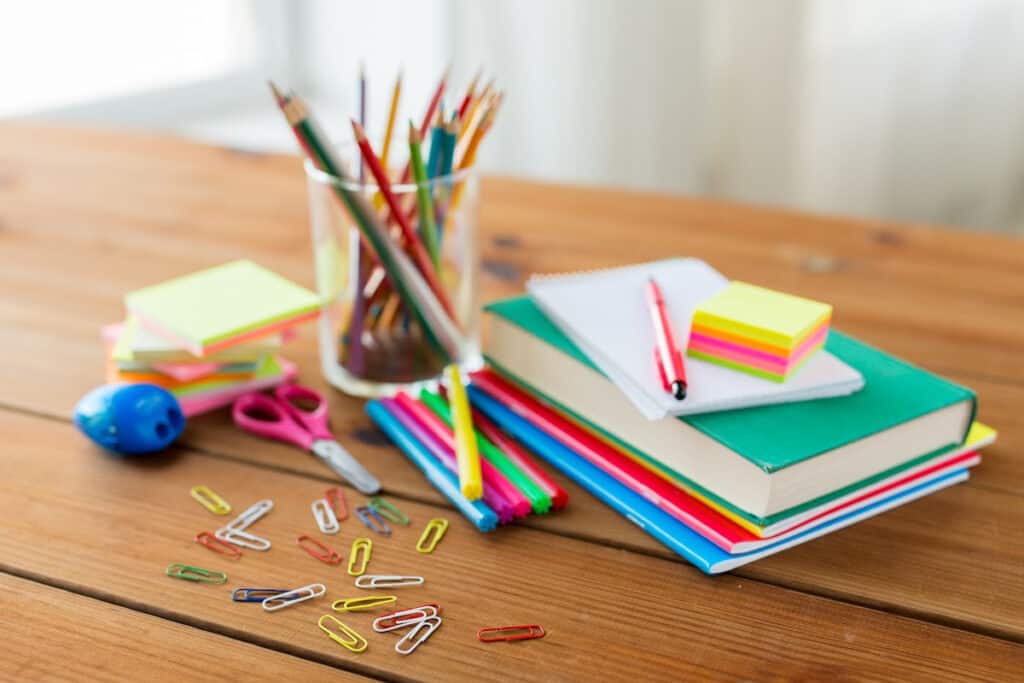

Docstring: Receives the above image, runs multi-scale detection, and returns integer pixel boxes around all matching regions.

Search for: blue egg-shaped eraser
[74,383,185,455]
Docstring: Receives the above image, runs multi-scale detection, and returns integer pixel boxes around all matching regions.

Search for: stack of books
[102,260,320,416]
[466,261,994,574]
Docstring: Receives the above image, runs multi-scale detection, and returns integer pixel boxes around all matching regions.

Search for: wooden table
[1,124,1021,682]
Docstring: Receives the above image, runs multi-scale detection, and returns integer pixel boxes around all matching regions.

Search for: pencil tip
[268,80,285,103]
[350,119,366,138]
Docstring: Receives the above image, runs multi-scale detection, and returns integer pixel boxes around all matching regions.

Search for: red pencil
[647,278,688,400]
[456,69,481,122]
[351,120,454,318]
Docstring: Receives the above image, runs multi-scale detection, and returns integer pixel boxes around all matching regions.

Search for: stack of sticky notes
[688,281,832,382]
[103,260,320,416]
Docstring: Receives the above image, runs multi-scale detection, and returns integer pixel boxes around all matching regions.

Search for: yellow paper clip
[318,615,368,653]
[190,485,231,515]
[347,537,372,576]
[416,518,449,554]
[332,595,397,612]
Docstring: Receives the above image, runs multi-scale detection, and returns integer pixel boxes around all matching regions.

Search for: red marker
[646,278,688,400]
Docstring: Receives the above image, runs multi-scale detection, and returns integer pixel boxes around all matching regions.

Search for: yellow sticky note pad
[692,282,832,349]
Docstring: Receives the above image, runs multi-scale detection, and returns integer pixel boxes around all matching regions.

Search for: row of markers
[169,485,545,655]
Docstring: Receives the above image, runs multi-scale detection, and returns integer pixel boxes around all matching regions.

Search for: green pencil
[419,388,553,514]
[408,121,441,270]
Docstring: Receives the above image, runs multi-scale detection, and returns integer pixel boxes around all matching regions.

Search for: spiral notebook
[526,259,864,420]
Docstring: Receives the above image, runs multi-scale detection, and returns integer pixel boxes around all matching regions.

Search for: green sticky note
[692,281,832,348]
[125,260,321,356]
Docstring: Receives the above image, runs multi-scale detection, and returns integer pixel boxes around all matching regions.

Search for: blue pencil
[367,399,499,532]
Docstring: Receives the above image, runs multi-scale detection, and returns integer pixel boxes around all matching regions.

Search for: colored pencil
[379,68,402,172]
[408,121,440,269]
[456,79,493,149]
[457,70,481,122]
[350,120,455,319]
[358,61,367,183]
[397,66,448,185]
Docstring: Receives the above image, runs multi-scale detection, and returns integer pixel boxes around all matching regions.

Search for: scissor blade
[311,440,381,494]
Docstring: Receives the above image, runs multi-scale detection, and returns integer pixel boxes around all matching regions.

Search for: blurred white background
[4,0,1024,233]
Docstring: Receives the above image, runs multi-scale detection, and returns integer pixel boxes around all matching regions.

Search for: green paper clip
[165,563,228,584]
[368,497,410,525]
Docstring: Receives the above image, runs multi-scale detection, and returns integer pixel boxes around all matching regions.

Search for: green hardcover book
[484,296,976,525]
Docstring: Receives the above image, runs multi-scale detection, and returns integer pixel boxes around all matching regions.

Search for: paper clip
[165,563,227,584]
[224,499,274,531]
[347,537,372,576]
[215,527,271,551]
[311,498,340,535]
[368,497,410,525]
[355,505,391,536]
[297,534,343,564]
[262,583,326,612]
[195,531,242,559]
[354,575,424,589]
[396,616,442,655]
[416,518,449,553]
[477,625,546,642]
[190,485,232,515]
[325,487,349,521]
[373,604,440,632]
[318,615,368,653]
[232,588,289,603]
[332,595,397,612]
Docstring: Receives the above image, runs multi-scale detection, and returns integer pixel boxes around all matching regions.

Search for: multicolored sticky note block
[688,282,832,382]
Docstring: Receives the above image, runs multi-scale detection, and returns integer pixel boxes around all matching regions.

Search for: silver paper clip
[311,498,340,535]
[355,505,391,536]
[225,499,274,531]
[395,616,442,655]
[262,583,326,612]
[215,527,271,551]
[355,575,424,589]
[373,605,439,632]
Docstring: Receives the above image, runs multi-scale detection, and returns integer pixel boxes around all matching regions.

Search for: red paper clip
[477,624,546,643]
[325,487,349,521]
[297,534,343,564]
[195,531,242,559]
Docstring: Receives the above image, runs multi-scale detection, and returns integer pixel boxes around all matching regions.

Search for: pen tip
[671,381,687,401]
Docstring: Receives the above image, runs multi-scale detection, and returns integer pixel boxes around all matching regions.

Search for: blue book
[468,386,969,574]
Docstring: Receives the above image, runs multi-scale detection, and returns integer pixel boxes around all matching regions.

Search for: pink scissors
[232,384,381,494]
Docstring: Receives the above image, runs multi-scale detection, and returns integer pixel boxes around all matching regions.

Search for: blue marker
[366,399,498,532]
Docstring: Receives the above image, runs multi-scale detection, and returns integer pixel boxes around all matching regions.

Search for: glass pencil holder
[305,145,482,397]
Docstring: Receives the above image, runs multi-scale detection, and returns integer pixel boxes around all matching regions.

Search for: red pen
[646,278,688,400]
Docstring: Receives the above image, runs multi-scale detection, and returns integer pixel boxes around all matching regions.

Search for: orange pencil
[351,120,454,318]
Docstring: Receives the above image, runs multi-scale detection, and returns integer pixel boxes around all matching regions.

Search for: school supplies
[165,564,227,584]
[124,260,320,357]
[416,518,449,553]
[232,588,288,603]
[325,487,349,520]
[373,605,441,632]
[319,615,369,653]
[526,259,863,419]
[110,316,286,364]
[646,278,688,400]
[297,534,343,564]
[332,595,398,612]
[369,497,410,525]
[484,296,975,522]
[216,499,273,551]
[263,583,326,612]
[444,365,483,499]
[354,575,425,589]
[366,399,499,532]
[355,505,392,536]
[190,485,231,515]
[74,383,185,455]
[478,625,546,643]
[195,531,242,559]
[311,498,340,534]
[232,384,380,494]
[348,537,373,576]
[689,281,831,382]
[395,616,442,655]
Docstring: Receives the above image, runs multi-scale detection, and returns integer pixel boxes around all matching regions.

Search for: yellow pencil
[445,364,482,500]
[380,69,403,172]
[455,79,493,149]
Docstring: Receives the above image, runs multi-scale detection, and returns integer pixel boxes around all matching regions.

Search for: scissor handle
[232,393,314,450]
[274,384,333,441]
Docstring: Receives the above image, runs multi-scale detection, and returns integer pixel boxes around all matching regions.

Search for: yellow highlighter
[445,364,483,500]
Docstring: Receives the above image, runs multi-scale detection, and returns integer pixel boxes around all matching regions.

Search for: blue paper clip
[355,505,391,536]
[232,587,289,603]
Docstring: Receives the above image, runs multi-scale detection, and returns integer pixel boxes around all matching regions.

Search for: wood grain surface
[0,123,1021,681]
